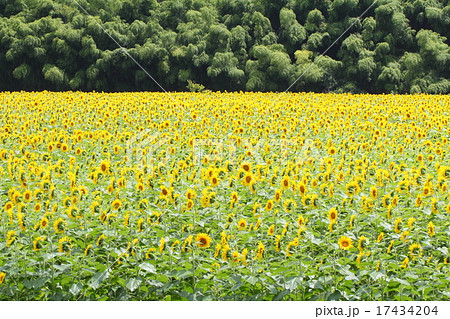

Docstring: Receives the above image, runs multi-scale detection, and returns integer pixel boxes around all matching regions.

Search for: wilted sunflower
[195,233,212,248]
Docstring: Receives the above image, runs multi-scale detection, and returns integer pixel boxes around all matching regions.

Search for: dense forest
[0,0,449,93]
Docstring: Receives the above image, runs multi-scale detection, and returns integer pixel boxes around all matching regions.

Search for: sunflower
[402,220,413,233]
[254,218,261,230]
[256,241,265,260]
[96,234,106,246]
[159,237,166,253]
[242,172,255,187]
[23,190,32,202]
[186,189,196,200]
[40,217,49,229]
[267,224,275,236]
[427,221,435,237]
[241,248,249,265]
[136,182,145,192]
[100,160,110,174]
[387,240,394,254]
[84,244,92,256]
[357,235,368,251]
[298,183,307,196]
[349,214,355,230]
[184,198,193,211]
[401,257,410,269]
[338,236,353,250]
[137,217,144,232]
[210,175,219,187]
[265,199,274,211]
[4,201,13,211]
[232,251,240,263]
[34,202,42,212]
[274,189,282,202]
[297,215,307,228]
[328,207,338,223]
[422,185,431,196]
[394,217,402,233]
[58,236,72,254]
[123,213,130,227]
[160,185,171,199]
[33,236,46,251]
[54,218,66,234]
[283,199,296,212]
[230,192,238,204]
[281,176,290,189]
[145,248,157,259]
[6,230,16,247]
[237,218,247,231]
[386,204,392,219]
[214,243,222,258]
[286,238,299,257]
[370,186,378,200]
[182,235,193,253]
[195,233,212,248]
[0,272,6,285]
[241,162,251,172]
[377,232,384,243]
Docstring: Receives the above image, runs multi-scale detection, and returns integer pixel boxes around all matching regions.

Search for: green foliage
[0,0,448,93]
[186,79,205,92]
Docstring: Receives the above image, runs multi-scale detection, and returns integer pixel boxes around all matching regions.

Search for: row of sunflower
[0,92,449,300]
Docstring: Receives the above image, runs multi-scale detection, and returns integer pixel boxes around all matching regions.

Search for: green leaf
[69,283,83,296]
[327,290,341,301]
[89,270,109,290]
[126,277,142,292]
[285,277,302,291]
[139,262,156,274]
[274,289,290,301]
[33,276,50,288]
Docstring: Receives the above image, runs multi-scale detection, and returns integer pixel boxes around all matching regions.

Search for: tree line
[0,0,449,93]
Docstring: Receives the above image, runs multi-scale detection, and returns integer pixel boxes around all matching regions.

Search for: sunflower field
[0,91,449,301]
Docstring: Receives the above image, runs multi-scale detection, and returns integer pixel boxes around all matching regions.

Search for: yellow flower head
[338,236,353,250]
[195,233,212,249]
